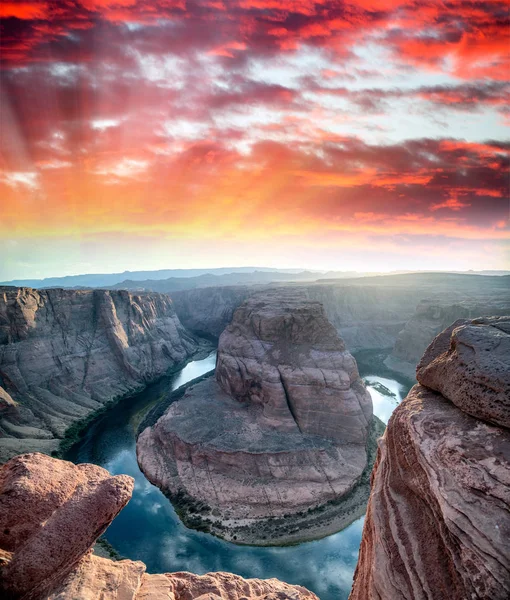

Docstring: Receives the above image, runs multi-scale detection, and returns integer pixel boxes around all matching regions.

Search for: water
[363,375,406,424]
[66,352,408,600]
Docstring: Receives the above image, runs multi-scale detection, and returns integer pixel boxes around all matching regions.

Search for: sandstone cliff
[172,282,422,351]
[0,287,198,462]
[0,452,317,600]
[349,317,510,600]
[138,291,380,544]
[385,299,510,378]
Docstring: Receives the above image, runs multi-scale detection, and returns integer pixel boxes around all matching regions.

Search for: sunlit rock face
[137,291,375,544]
[0,453,317,600]
[350,317,510,600]
[0,287,197,462]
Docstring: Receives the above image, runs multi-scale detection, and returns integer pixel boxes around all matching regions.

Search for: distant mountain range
[1,267,509,290]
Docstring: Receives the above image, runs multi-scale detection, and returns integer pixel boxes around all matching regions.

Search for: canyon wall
[172,282,423,350]
[0,287,198,462]
[0,452,317,600]
[172,275,510,377]
[138,291,380,544]
[349,316,510,600]
[385,299,510,378]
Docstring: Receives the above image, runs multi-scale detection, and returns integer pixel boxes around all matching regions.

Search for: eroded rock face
[0,453,134,599]
[138,291,375,544]
[385,301,510,379]
[0,452,317,600]
[417,316,510,429]
[0,287,198,462]
[216,291,372,443]
[350,318,510,600]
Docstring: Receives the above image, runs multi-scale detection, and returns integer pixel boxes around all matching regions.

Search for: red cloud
[1,0,508,83]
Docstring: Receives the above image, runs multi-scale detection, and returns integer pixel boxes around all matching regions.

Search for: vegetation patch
[364,379,397,398]
[353,348,414,395]
[136,370,215,435]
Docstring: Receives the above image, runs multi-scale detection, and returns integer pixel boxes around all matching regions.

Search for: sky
[0,0,509,280]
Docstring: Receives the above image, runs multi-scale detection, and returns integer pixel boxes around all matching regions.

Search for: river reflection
[66,352,408,600]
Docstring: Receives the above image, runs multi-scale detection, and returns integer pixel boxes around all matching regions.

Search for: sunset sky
[1,0,509,279]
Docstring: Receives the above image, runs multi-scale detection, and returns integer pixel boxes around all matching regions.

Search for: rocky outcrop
[349,317,510,600]
[215,291,372,442]
[385,300,510,378]
[0,452,317,600]
[0,287,198,462]
[417,316,510,428]
[138,291,378,544]
[172,282,422,350]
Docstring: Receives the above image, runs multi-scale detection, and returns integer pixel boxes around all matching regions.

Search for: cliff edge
[0,287,198,462]
[0,452,317,600]
[349,316,510,600]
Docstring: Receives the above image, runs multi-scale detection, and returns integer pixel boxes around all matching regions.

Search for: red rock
[417,316,510,428]
[137,291,374,543]
[0,453,134,599]
[350,317,510,600]
[0,452,318,600]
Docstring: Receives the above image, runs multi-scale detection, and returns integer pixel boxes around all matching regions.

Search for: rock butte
[137,291,379,544]
[0,453,317,600]
[0,287,198,462]
[350,317,510,600]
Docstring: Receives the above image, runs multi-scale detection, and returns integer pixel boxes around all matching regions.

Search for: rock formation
[171,282,422,350]
[349,317,510,600]
[385,300,510,378]
[0,287,198,462]
[172,274,510,356]
[138,291,379,544]
[0,453,317,600]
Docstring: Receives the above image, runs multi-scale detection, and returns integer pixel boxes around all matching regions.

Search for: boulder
[417,316,510,428]
[0,452,317,600]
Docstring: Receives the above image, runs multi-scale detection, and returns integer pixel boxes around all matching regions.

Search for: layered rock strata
[171,282,422,350]
[0,453,317,600]
[171,274,510,370]
[138,291,376,544]
[0,287,198,462]
[349,317,510,600]
[385,300,510,378]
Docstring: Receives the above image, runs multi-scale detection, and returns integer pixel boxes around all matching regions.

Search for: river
[65,351,410,600]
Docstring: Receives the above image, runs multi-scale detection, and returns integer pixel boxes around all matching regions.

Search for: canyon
[0,287,199,462]
[0,275,507,598]
[0,452,318,600]
[171,273,510,362]
[349,316,510,600]
[137,290,382,544]
[1,273,508,465]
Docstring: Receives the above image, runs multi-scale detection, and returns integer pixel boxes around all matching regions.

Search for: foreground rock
[0,453,317,600]
[0,287,199,462]
[350,317,510,600]
[138,291,379,544]
[385,299,510,378]
[417,316,510,428]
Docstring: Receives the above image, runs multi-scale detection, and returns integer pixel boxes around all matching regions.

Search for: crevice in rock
[277,367,302,433]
